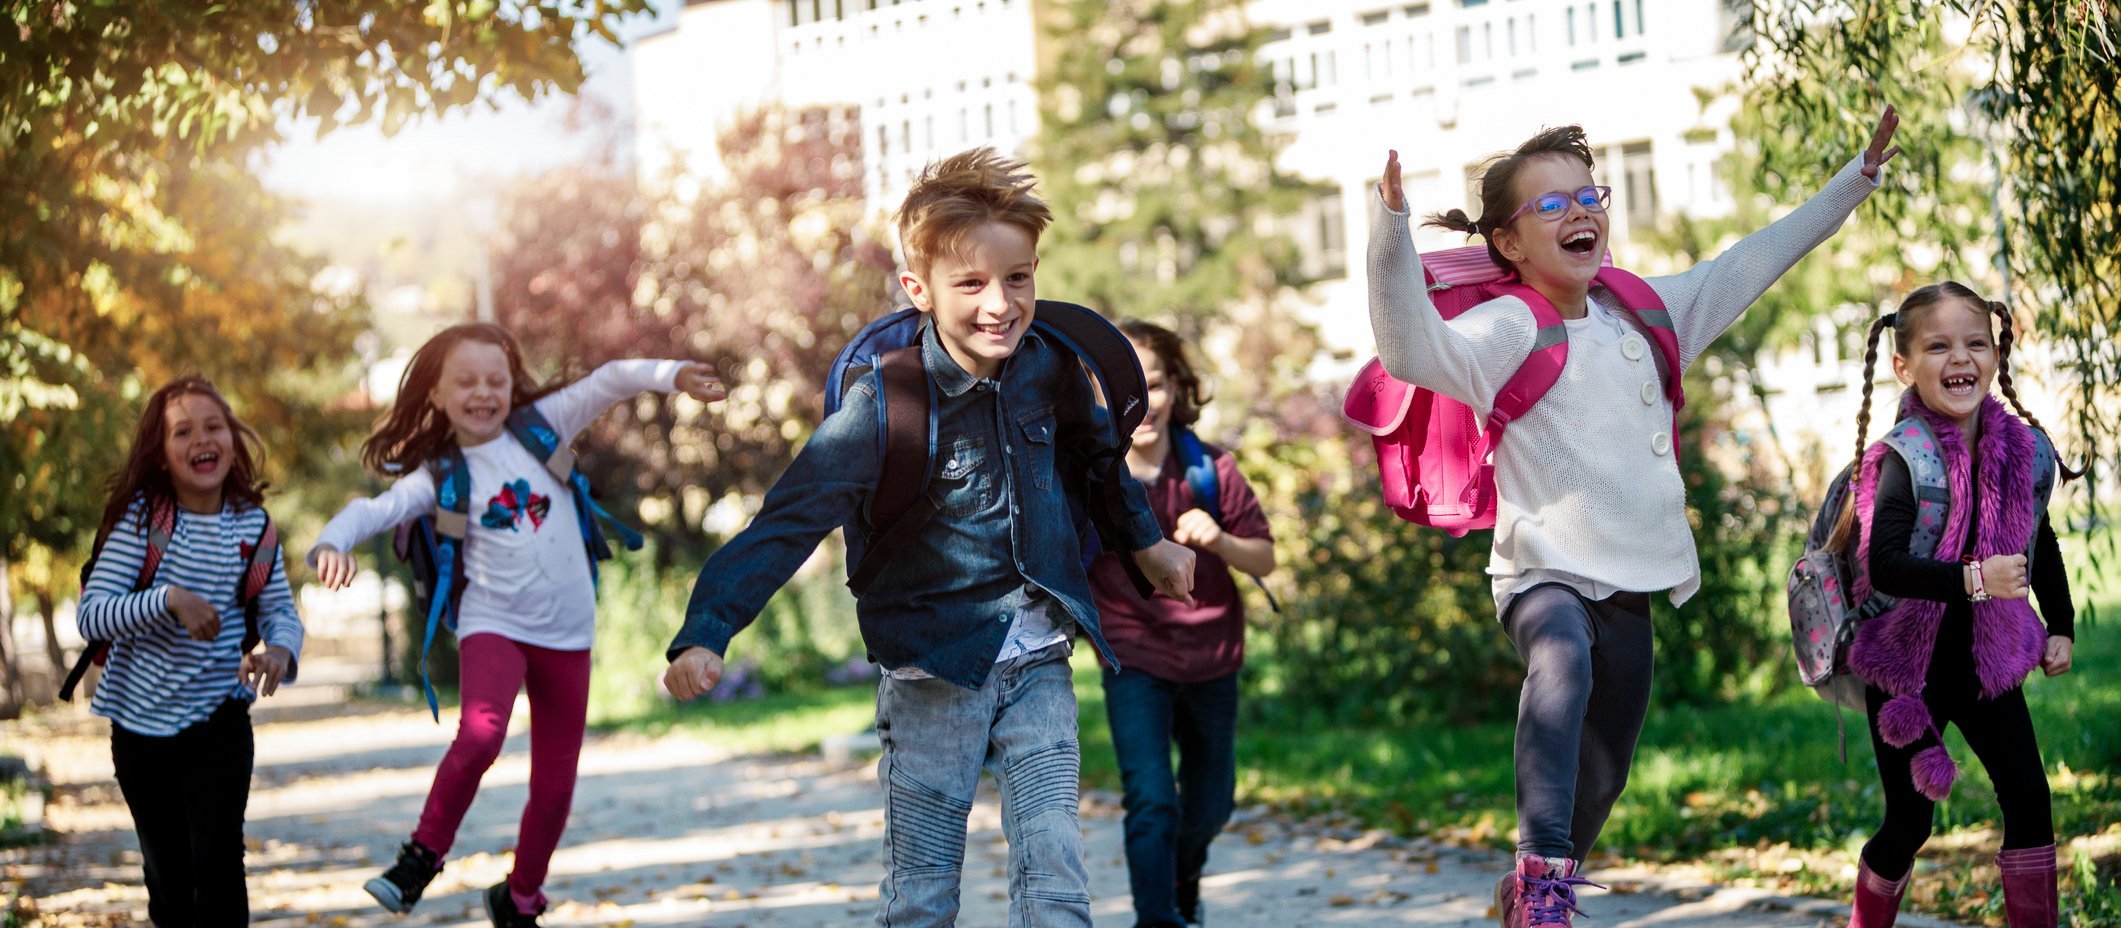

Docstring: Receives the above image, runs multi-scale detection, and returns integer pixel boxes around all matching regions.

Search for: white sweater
[1367,156,1878,614]
[313,360,684,650]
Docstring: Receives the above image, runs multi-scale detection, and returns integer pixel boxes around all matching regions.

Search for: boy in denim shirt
[664,148,1197,927]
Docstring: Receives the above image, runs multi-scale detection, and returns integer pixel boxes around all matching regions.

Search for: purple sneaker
[1496,857,1602,927]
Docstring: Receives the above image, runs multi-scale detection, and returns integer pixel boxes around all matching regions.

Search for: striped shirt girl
[78,494,304,737]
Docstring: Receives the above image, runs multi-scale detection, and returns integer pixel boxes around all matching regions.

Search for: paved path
[6,660,1944,927]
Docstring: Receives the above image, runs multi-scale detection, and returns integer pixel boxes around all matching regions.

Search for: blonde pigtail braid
[1990,300,2087,482]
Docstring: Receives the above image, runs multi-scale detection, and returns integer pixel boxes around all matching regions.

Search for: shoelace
[1521,871,1605,926]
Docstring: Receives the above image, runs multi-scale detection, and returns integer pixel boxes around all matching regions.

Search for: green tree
[1743,0,2121,494]
[0,0,647,707]
[491,103,896,564]
[1030,0,1324,348]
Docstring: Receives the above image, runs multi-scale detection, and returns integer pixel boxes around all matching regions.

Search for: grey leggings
[1503,583,1655,861]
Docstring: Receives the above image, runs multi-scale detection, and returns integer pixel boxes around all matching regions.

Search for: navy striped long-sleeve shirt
[77,494,304,736]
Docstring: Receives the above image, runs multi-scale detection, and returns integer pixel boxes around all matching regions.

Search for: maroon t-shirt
[1089,441,1273,683]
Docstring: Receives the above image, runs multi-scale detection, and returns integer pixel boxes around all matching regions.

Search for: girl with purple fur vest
[1827,281,2080,928]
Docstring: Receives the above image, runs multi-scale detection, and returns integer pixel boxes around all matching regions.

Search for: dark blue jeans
[1102,667,1239,928]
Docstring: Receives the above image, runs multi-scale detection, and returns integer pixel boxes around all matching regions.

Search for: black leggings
[1861,682,2052,881]
[111,698,255,926]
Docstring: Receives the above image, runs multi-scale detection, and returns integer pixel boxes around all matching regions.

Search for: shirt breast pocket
[1015,405,1057,491]
[934,437,993,518]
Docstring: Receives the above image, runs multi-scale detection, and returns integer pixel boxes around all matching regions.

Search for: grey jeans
[874,642,1091,927]
[1503,583,1655,862]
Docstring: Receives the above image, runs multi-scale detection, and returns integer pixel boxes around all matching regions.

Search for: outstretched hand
[1861,105,1901,179]
[1378,149,1406,212]
[677,363,727,403]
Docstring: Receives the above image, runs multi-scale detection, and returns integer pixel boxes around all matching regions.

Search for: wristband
[1964,556,1990,602]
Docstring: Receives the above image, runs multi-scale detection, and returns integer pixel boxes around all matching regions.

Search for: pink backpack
[1342,245,1684,535]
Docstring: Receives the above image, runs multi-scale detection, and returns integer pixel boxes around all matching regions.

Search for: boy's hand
[665,646,726,701]
[677,363,727,403]
[2041,635,2073,677]
[312,545,358,591]
[1861,105,1900,179]
[1170,509,1224,552]
[1379,149,1405,212]
[240,645,295,696]
[1132,539,1197,606]
[167,586,221,641]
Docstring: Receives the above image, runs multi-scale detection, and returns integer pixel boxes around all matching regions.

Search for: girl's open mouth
[188,451,220,475]
[1561,229,1598,256]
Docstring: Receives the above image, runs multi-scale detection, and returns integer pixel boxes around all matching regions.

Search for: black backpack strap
[61,494,174,702]
[848,344,936,595]
[1033,300,1149,437]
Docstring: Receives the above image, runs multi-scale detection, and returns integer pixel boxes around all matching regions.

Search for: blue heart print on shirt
[479,478,551,532]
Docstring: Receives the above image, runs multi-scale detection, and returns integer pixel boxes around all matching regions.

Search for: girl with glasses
[1365,113,1900,927]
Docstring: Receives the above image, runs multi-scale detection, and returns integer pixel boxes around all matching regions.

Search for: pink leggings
[411,633,591,910]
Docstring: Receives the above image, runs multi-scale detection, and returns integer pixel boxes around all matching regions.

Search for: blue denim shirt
[670,324,1163,689]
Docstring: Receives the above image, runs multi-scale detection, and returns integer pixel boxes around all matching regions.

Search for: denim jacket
[670,323,1163,689]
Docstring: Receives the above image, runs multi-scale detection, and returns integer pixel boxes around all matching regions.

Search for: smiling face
[1133,338,1172,443]
[430,339,514,446]
[901,220,1039,380]
[1893,298,1996,430]
[161,392,234,511]
[1492,154,1608,293]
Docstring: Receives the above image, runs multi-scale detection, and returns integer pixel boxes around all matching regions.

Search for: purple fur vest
[1848,393,2047,701]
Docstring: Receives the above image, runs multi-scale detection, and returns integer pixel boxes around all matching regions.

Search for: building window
[959,107,969,143]
[1622,141,1657,228]
[1361,9,1389,25]
[1307,19,1331,34]
[985,102,995,137]
[878,124,889,156]
[1634,0,1645,35]
[1456,25,1471,64]
[1508,18,1517,55]
[1567,7,1575,43]
[1316,190,1348,279]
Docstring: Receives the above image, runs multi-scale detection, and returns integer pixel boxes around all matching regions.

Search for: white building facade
[632,0,1041,206]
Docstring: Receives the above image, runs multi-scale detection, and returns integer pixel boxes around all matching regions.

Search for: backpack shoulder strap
[1878,416,1950,559]
[237,511,279,654]
[506,405,576,485]
[847,343,938,596]
[60,493,176,702]
[1595,268,1684,407]
[430,450,472,540]
[1175,427,1222,525]
[1031,299,1149,438]
[1486,283,1570,434]
[2031,427,2058,513]
[417,452,473,721]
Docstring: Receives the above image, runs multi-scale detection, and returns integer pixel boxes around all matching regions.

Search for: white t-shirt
[313,360,684,650]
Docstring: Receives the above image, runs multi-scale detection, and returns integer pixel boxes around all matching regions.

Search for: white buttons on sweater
[1652,431,1672,455]
[1620,334,1647,360]
[1641,382,1660,405]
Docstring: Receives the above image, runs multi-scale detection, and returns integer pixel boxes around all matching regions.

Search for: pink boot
[1996,845,2059,928]
[1850,857,1908,928]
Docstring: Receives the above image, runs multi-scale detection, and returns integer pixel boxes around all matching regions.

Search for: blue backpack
[1172,426,1279,612]
[393,405,644,719]
[825,300,1156,598]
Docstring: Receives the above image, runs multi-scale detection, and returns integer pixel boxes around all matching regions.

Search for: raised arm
[1654,107,1898,368]
[309,466,439,581]
[536,359,712,443]
[1369,150,1539,417]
